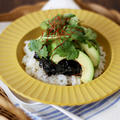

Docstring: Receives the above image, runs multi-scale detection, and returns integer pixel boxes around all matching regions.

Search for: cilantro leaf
[30,14,100,60]
[69,16,79,25]
[83,27,100,50]
[56,40,79,60]
[65,25,85,42]
[82,27,97,40]
[40,20,49,30]
[37,46,48,58]
[71,31,85,42]
[28,39,48,58]
[29,40,43,51]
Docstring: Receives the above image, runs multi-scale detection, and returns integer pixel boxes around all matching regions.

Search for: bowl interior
[17,27,111,79]
[17,27,43,70]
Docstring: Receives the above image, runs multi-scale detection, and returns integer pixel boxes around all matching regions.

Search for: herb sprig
[29,14,98,60]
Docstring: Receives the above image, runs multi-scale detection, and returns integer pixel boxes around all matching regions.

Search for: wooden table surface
[0,0,120,13]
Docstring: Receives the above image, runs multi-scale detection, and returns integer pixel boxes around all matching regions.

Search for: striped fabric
[0,79,120,120]
[15,90,120,120]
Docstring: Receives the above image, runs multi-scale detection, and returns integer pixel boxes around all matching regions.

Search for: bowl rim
[0,9,120,106]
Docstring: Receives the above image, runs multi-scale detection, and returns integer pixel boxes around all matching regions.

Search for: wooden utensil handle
[74,0,120,25]
[0,86,31,120]
[0,1,47,21]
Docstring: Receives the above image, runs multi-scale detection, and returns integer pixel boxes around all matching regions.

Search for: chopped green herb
[63,13,75,18]
[29,13,100,60]
[69,16,79,25]
[83,27,97,40]
[29,40,43,51]
[40,20,49,30]
[37,45,48,58]
[29,39,48,58]
[56,40,79,60]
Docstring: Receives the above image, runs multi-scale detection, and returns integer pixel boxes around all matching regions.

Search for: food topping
[22,13,104,85]
[34,54,82,76]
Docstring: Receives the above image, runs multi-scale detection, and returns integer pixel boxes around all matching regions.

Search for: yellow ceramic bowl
[0,9,120,106]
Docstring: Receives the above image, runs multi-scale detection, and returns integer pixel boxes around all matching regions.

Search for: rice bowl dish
[22,41,105,85]
[0,9,119,105]
[22,13,106,86]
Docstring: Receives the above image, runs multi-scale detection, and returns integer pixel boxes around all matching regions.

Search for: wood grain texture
[0,87,31,120]
[0,1,47,21]
[74,0,120,25]
[84,0,120,12]
[0,0,120,13]
[0,0,46,13]
[0,0,120,24]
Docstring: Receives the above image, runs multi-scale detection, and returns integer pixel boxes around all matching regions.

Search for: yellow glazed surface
[0,9,120,106]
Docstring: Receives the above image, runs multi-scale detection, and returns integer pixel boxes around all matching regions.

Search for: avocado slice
[52,51,94,83]
[76,51,94,83]
[81,43,100,67]
[52,54,64,63]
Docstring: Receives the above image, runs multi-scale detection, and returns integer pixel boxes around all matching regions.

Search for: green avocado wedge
[52,54,64,64]
[76,51,94,83]
[52,51,94,83]
[81,43,100,67]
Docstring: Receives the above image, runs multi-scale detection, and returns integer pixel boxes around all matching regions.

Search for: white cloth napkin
[0,0,120,120]
[41,0,80,10]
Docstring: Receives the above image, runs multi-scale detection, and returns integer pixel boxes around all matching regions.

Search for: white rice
[22,41,105,86]
[94,46,106,78]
